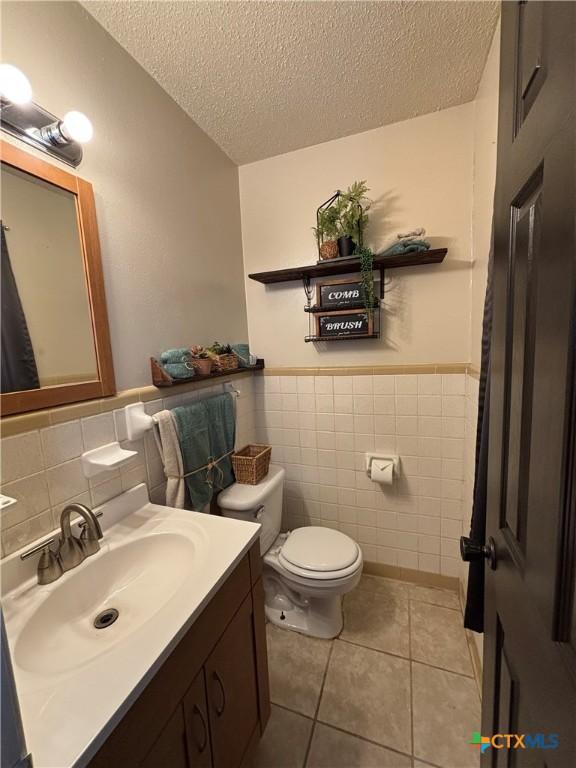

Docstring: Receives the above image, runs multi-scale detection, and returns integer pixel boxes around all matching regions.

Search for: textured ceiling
[84,1,499,165]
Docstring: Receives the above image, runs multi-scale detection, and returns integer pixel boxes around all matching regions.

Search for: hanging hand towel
[171,393,236,512]
[153,410,186,508]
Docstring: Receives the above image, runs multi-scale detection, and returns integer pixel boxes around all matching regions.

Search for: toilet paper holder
[365,453,399,479]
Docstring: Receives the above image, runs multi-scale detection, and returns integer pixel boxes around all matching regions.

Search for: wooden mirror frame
[1,140,116,416]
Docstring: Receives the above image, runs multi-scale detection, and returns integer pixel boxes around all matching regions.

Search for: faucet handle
[37,546,63,585]
[79,524,101,557]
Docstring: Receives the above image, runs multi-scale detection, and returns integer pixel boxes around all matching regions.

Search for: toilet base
[264,576,343,639]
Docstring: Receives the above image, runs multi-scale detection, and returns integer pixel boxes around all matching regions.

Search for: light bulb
[61,111,93,143]
[0,64,32,105]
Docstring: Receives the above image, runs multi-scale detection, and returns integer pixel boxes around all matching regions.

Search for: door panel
[483,2,576,766]
[183,669,213,768]
[140,706,189,768]
[515,0,545,129]
[205,595,259,768]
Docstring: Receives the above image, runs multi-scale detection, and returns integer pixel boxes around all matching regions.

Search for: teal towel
[164,362,194,379]
[381,239,430,256]
[232,343,250,367]
[172,393,236,512]
[160,348,191,365]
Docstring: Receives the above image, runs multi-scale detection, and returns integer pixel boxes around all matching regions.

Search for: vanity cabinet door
[205,595,259,768]
[183,669,213,768]
[140,705,189,768]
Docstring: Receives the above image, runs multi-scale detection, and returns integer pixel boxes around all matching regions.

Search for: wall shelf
[150,357,264,387]
[304,301,379,313]
[248,248,447,284]
[305,333,380,343]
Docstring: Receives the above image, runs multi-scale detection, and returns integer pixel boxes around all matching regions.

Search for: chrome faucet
[21,503,104,585]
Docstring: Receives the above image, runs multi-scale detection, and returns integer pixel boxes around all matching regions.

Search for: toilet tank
[217,465,285,554]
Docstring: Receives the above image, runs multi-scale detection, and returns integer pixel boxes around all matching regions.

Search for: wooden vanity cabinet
[88,543,269,768]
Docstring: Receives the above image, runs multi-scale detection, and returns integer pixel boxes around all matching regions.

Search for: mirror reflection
[1,164,97,394]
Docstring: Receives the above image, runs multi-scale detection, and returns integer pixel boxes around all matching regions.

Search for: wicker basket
[232,444,272,485]
[210,352,239,371]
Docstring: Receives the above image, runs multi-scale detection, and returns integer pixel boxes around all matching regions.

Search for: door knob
[460,536,497,570]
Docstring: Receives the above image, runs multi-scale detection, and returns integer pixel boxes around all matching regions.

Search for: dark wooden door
[205,595,259,768]
[483,1,576,765]
[140,705,189,768]
[183,669,213,768]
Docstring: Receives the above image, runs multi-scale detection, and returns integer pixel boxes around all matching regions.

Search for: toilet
[218,465,362,638]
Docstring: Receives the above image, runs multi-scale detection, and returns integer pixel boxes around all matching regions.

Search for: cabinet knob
[212,671,226,717]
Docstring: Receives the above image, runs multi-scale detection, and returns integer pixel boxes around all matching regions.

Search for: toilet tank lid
[217,464,285,511]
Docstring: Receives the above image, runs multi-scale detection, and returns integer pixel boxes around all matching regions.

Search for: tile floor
[253,574,480,768]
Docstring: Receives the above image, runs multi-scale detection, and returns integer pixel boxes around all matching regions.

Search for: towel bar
[124,382,240,441]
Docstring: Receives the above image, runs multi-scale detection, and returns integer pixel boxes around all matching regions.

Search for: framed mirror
[1,140,115,415]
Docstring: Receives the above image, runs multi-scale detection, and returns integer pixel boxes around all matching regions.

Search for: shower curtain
[464,232,494,633]
[1,224,40,393]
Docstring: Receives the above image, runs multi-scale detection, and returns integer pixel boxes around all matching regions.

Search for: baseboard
[363,561,459,591]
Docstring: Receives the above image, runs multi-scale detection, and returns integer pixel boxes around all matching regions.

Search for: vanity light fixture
[0,64,92,167]
[0,64,32,105]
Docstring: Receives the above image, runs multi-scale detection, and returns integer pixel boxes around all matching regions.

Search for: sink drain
[93,608,119,630]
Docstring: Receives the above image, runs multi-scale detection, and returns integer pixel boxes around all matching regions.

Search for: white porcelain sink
[1,484,261,768]
[15,531,199,675]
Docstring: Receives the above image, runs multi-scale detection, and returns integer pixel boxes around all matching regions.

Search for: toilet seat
[274,528,362,581]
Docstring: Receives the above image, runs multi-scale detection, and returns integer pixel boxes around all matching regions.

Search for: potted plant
[207,341,239,370]
[313,204,340,260]
[190,346,213,376]
[336,180,372,257]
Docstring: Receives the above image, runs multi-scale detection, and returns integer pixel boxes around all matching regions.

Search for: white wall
[240,104,474,367]
[2,1,248,391]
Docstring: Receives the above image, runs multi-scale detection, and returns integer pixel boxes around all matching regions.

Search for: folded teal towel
[172,393,236,511]
[381,239,430,257]
[160,348,191,365]
[232,343,250,367]
[164,362,194,379]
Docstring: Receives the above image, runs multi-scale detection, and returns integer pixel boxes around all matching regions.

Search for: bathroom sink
[15,531,199,675]
[1,484,261,768]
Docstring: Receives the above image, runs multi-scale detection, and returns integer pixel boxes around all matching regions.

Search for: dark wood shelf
[304,301,379,313]
[249,248,447,285]
[305,333,380,343]
[151,358,264,388]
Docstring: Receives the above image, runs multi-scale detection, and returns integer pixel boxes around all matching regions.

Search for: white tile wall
[0,379,257,557]
[254,373,470,577]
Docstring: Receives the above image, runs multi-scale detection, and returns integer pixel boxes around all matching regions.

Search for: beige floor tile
[307,723,411,768]
[253,705,313,768]
[412,762,435,767]
[341,589,409,657]
[412,662,480,768]
[356,575,409,600]
[410,602,472,676]
[318,640,411,754]
[409,584,460,610]
[266,624,332,717]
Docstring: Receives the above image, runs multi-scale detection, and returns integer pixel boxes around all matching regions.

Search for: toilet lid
[279,527,359,572]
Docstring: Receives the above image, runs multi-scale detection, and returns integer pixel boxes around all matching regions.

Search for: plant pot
[337,235,356,258]
[319,240,338,260]
[193,358,213,376]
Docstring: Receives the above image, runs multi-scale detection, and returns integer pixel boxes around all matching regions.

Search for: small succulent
[191,345,209,359]
[209,341,233,355]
